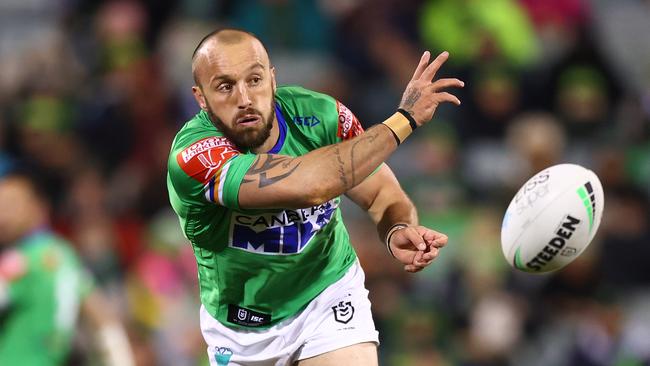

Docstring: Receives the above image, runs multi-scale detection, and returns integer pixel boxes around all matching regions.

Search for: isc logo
[229,200,337,255]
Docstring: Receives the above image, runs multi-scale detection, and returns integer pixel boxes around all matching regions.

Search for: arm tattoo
[245,155,301,188]
[349,130,380,187]
[333,146,349,188]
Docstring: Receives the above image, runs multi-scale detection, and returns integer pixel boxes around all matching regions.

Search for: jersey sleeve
[168,135,256,210]
[320,97,386,177]
[332,100,365,142]
[324,99,384,177]
[275,86,365,146]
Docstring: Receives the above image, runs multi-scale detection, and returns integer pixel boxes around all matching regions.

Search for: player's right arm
[238,51,463,209]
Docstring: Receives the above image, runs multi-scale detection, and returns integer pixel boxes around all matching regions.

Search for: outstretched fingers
[428,78,463,106]
[421,51,449,82]
[433,91,461,106]
[399,51,463,125]
[411,51,431,81]
[432,78,465,91]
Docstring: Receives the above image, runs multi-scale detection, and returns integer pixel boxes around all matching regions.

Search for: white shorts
[200,260,379,366]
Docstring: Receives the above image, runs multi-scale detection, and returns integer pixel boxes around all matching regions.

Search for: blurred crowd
[0,0,649,365]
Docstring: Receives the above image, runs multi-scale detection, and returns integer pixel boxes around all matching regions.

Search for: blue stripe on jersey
[208,176,216,203]
[268,103,287,154]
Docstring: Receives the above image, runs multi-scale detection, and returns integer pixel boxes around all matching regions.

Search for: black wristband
[397,108,418,131]
[385,223,409,258]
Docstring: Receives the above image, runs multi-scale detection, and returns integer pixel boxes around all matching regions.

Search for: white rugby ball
[501,164,604,273]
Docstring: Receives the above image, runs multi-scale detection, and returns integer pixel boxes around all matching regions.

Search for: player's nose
[235,83,252,108]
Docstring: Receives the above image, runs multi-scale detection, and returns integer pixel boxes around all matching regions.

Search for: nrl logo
[237,309,248,321]
[332,301,355,324]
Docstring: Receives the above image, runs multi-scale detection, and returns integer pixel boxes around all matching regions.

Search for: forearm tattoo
[349,129,380,187]
[244,155,301,188]
[333,146,349,188]
[244,127,383,192]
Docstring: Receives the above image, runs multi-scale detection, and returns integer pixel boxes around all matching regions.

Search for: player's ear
[192,85,208,111]
[270,66,277,93]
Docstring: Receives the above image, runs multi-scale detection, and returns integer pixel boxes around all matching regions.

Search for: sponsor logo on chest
[229,200,338,254]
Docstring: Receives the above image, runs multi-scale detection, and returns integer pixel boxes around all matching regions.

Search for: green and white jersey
[167,86,366,329]
[0,230,94,365]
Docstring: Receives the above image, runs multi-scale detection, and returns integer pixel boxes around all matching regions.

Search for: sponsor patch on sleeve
[0,249,27,282]
[176,136,240,205]
[336,101,364,140]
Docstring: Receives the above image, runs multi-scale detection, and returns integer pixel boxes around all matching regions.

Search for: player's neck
[251,114,280,154]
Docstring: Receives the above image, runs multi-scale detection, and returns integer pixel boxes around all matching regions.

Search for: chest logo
[229,200,337,254]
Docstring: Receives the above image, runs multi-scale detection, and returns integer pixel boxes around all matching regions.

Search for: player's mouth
[237,114,262,126]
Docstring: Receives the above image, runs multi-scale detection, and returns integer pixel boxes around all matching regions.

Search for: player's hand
[399,51,464,126]
[388,225,448,273]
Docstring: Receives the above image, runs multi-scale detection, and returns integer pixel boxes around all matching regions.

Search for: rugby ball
[501,164,604,273]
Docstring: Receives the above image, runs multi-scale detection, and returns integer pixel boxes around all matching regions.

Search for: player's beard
[206,101,275,151]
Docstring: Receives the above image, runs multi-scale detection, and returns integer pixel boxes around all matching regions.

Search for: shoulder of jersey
[276,85,335,110]
[275,85,362,140]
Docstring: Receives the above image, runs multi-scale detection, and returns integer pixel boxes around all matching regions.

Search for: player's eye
[249,76,262,86]
[217,83,233,93]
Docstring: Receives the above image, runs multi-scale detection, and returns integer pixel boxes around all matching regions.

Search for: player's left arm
[345,164,448,272]
[81,289,135,366]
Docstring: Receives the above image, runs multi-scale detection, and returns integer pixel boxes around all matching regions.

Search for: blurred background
[0,0,649,365]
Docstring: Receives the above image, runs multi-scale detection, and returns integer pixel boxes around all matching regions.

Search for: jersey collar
[267,102,287,154]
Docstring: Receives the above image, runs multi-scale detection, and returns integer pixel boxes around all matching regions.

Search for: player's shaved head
[190,28,277,151]
[192,29,254,58]
[0,172,48,246]
[191,29,269,87]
